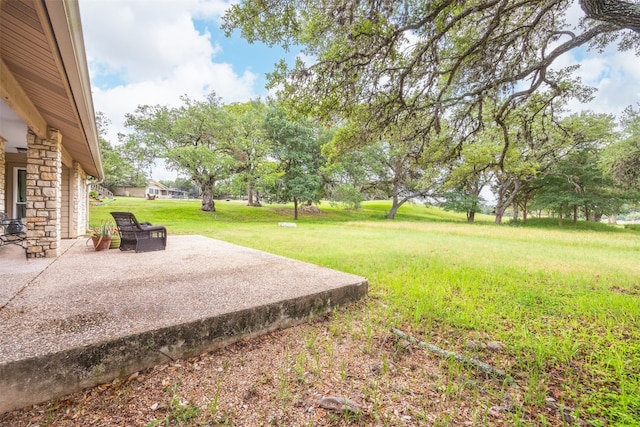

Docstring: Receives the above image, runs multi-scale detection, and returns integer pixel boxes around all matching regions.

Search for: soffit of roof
[0,0,103,179]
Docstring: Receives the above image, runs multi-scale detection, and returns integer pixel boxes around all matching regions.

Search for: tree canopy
[602,105,640,196]
[224,101,272,206]
[96,112,148,188]
[223,0,638,154]
[124,95,236,211]
[264,106,327,219]
[222,0,639,223]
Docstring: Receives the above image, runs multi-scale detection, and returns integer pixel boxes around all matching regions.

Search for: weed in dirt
[294,351,308,384]
[147,382,202,426]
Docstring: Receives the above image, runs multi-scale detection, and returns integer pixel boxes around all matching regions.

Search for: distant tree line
[97,95,639,223]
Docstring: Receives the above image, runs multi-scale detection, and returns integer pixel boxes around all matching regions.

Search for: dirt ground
[1,302,570,426]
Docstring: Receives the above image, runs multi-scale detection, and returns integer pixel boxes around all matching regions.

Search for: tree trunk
[387,192,400,219]
[247,182,254,206]
[513,200,519,223]
[580,0,640,33]
[247,182,261,207]
[387,194,411,219]
[494,179,521,225]
[584,204,591,221]
[200,179,216,212]
[494,177,508,225]
[522,199,528,224]
[387,201,400,219]
[467,210,475,223]
[573,205,578,225]
[558,207,563,226]
[294,197,299,220]
[494,189,506,225]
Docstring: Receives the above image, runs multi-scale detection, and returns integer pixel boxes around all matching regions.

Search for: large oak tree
[223,0,638,173]
[124,95,236,212]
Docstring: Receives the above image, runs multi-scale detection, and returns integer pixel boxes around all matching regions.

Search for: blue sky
[87,18,293,94]
[79,0,639,180]
[80,1,292,130]
[193,19,292,77]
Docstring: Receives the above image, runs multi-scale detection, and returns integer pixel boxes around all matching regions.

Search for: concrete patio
[0,235,368,413]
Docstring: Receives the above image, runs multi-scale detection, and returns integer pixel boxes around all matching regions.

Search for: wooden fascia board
[40,0,104,179]
[0,59,48,139]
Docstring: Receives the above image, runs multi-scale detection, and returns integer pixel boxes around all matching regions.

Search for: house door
[13,167,26,218]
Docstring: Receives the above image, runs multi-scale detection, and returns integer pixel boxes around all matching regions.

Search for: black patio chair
[110,212,167,252]
[0,212,27,258]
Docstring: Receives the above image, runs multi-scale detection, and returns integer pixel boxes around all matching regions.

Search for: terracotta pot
[92,236,112,251]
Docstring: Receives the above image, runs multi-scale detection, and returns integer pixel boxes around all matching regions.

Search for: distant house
[113,180,188,199]
[1,0,103,257]
[112,183,147,199]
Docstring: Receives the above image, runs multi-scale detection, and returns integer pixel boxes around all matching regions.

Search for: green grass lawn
[91,197,640,426]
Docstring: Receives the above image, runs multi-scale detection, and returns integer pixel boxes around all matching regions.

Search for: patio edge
[0,279,368,414]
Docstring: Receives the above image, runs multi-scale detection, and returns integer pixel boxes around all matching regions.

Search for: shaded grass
[515,216,636,233]
[91,197,640,425]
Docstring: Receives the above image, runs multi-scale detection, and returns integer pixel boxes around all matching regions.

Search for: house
[113,180,188,199]
[147,180,188,199]
[1,0,103,257]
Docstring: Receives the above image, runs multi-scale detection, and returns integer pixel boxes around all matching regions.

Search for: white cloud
[83,3,208,81]
[80,0,256,145]
[91,62,256,143]
[554,43,640,118]
[550,2,640,117]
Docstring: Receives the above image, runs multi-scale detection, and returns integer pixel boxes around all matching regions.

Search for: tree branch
[580,0,640,32]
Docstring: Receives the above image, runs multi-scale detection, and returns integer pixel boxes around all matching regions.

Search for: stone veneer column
[25,128,62,258]
[0,137,5,213]
[71,161,88,237]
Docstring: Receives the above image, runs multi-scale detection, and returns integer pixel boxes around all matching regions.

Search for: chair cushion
[6,220,26,234]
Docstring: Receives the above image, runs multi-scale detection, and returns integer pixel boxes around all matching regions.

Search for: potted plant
[89,221,114,251]
[109,225,121,249]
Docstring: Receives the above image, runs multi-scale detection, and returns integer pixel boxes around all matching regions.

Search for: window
[14,167,26,218]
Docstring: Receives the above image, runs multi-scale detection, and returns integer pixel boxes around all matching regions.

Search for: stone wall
[0,137,5,213]
[72,161,88,237]
[25,128,62,258]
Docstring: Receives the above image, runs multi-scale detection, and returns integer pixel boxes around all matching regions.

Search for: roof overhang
[0,0,103,179]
